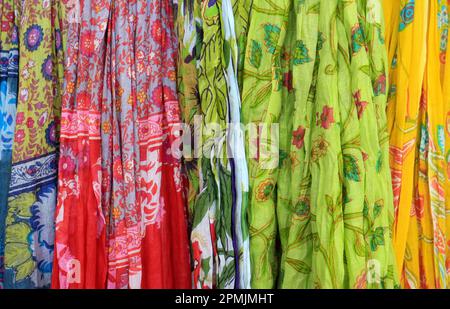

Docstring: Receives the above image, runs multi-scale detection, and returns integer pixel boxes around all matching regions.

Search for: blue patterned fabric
[0,47,19,289]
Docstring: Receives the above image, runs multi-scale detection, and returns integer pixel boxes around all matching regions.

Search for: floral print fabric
[383,0,450,288]
[1,0,65,289]
[51,0,191,289]
[241,0,398,288]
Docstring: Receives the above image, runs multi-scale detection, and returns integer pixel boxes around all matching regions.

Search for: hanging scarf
[52,0,190,289]
[0,0,19,289]
[241,0,398,288]
[2,0,65,289]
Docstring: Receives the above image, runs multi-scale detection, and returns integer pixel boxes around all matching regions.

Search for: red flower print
[353,90,368,119]
[151,86,176,103]
[164,86,176,101]
[136,50,146,73]
[80,31,94,56]
[320,105,335,129]
[292,126,306,149]
[434,227,446,255]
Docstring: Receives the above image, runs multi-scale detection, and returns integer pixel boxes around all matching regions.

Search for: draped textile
[52,0,191,289]
[0,0,19,289]
[383,0,450,289]
[177,0,253,289]
[2,0,65,289]
[241,0,398,288]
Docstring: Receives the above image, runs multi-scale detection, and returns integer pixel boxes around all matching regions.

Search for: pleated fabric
[52,0,191,289]
[1,0,449,291]
[383,0,450,288]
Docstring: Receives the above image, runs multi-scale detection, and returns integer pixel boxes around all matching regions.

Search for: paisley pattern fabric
[383,0,450,289]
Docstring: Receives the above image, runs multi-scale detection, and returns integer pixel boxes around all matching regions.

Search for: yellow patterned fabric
[383,0,450,288]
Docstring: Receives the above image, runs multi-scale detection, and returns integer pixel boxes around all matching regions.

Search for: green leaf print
[354,233,366,257]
